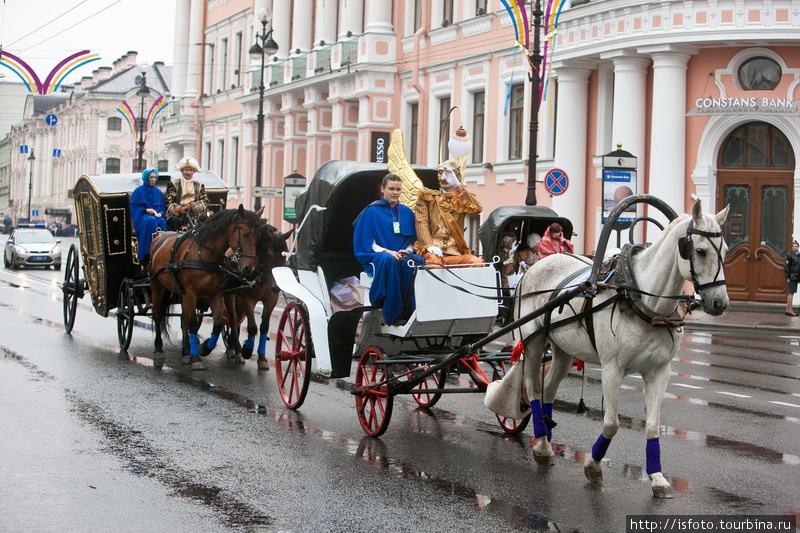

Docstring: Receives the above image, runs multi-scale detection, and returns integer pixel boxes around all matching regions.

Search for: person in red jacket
[537,223,574,259]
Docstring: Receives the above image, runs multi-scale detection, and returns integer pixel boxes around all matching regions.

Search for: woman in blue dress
[130,168,168,262]
[353,174,420,325]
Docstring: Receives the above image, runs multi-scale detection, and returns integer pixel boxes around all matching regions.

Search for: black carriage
[62,171,228,348]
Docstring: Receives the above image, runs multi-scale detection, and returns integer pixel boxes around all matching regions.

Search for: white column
[317,0,338,46]
[184,0,204,99]
[339,0,363,39]
[272,0,291,59]
[365,0,393,33]
[551,64,593,254]
[172,0,190,97]
[291,0,313,52]
[647,51,690,222]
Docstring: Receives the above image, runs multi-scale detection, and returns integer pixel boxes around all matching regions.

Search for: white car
[4,228,62,270]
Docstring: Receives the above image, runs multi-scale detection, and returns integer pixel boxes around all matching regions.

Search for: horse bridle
[678,218,726,292]
[226,220,259,268]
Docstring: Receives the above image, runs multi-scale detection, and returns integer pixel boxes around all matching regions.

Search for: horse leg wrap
[592,434,612,462]
[244,335,256,351]
[206,332,219,350]
[646,437,662,475]
[257,334,269,355]
[530,400,548,439]
[543,403,555,441]
[189,333,199,356]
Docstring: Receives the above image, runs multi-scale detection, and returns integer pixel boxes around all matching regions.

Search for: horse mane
[196,208,259,246]
[260,223,289,268]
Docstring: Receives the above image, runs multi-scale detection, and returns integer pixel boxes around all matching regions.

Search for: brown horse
[215,223,290,369]
[149,205,262,370]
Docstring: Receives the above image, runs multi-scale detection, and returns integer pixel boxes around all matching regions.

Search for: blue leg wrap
[543,403,554,441]
[592,434,612,462]
[646,437,662,475]
[257,333,269,355]
[530,400,548,439]
[189,333,199,356]
[206,332,219,350]
[244,335,255,350]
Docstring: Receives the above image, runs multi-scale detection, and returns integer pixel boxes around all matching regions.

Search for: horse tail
[157,292,172,342]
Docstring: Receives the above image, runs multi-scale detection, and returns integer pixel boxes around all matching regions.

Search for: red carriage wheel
[493,359,531,435]
[406,363,446,409]
[354,347,394,437]
[274,302,313,409]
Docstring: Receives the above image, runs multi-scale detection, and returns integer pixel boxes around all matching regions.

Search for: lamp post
[27,150,35,222]
[248,7,279,210]
[525,0,544,206]
[135,66,150,172]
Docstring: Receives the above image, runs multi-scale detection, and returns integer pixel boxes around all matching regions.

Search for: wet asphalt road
[1,237,799,532]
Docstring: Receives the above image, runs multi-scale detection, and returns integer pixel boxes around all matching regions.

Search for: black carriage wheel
[117,279,135,350]
[355,346,394,437]
[62,244,80,333]
[274,302,313,409]
[492,359,531,436]
[406,363,446,409]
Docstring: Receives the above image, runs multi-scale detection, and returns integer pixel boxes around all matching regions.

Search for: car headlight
[15,245,28,254]
[53,246,61,255]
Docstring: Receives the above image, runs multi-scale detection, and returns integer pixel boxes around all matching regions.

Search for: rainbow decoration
[116,96,167,149]
[0,50,100,94]
[146,96,168,132]
[116,101,136,134]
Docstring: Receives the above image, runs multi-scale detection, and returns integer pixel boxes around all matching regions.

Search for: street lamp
[525,0,544,206]
[249,7,279,210]
[135,65,150,172]
[27,150,35,223]
[438,105,473,165]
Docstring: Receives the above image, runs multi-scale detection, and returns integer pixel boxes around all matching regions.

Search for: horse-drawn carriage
[61,171,229,349]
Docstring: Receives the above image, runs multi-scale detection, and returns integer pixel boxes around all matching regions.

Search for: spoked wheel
[274,302,313,409]
[355,346,394,437]
[62,244,81,333]
[116,279,135,350]
[493,358,531,436]
[405,363,446,409]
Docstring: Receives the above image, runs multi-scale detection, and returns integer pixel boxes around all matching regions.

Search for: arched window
[719,122,794,169]
[106,158,121,174]
[107,116,122,131]
[738,57,781,91]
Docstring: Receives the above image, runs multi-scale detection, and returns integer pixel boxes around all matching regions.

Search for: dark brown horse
[216,223,290,369]
[148,205,262,370]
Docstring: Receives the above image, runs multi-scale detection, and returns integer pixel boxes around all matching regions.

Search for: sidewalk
[685,300,800,334]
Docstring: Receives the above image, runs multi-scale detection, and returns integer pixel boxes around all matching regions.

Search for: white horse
[515,200,729,498]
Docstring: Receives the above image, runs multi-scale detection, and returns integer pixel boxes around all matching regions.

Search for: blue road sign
[32,209,39,217]
[45,114,58,126]
[544,168,569,196]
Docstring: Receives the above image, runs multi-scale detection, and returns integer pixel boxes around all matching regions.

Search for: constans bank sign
[688,97,798,115]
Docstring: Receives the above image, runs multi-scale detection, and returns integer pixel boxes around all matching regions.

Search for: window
[472,91,485,164]
[439,96,451,160]
[216,139,225,176]
[409,102,419,164]
[105,158,120,174]
[719,122,794,168]
[476,0,488,15]
[739,57,781,91]
[205,43,215,95]
[230,137,239,187]
[220,38,228,90]
[234,32,243,87]
[414,0,422,32]
[443,0,454,23]
[158,159,169,172]
[204,142,211,170]
[107,117,121,131]
[508,83,525,160]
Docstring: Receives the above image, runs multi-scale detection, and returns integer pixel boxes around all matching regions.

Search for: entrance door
[716,122,796,302]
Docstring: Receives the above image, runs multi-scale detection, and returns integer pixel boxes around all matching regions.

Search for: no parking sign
[544,168,569,196]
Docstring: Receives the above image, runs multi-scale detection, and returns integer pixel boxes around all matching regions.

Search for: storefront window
[719,122,795,169]
[739,58,781,91]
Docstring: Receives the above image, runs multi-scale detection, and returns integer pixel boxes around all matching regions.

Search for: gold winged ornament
[388,129,426,210]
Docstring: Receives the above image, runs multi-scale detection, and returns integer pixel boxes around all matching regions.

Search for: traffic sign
[45,114,58,126]
[544,168,569,196]
[253,186,283,198]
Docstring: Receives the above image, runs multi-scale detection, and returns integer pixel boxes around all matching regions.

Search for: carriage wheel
[274,302,313,409]
[116,279,135,350]
[62,244,81,333]
[355,347,394,437]
[493,359,531,436]
[406,363,446,409]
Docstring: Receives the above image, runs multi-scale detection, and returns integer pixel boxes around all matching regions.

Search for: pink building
[167,0,800,303]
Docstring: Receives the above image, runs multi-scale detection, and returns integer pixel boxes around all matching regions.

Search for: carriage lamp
[249,7,279,211]
[438,105,472,162]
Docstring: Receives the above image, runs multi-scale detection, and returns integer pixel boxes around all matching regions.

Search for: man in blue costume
[130,168,168,262]
[353,174,420,325]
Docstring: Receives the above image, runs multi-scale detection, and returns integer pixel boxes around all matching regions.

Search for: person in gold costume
[414,160,483,267]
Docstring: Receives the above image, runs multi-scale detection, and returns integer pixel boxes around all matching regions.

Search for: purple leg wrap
[206,332,219,350]
[543,403,554,441]
[592,434,612,462]
[189,333,199,356]
[244,335,255,350]
[257,333,269,355]
[646,437,662,475]
[531,400,548,439]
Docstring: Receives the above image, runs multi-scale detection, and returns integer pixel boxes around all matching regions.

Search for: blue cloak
[130,169,168,260]
[353,198,418,324]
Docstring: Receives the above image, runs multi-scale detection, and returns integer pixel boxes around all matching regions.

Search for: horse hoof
[182,355,191,365]
[226,348,236,360]
[241,346,253,360]
[153,353,165,369]
[199,340,212,356]
[584,464,603,483]
[652,485,674,499]
[257,358,269,371]
[533,452,554,466]
[190,358,206,371]
[235,354,245,365]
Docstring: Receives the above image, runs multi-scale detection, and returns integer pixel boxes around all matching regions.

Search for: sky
[0,0,176,89]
